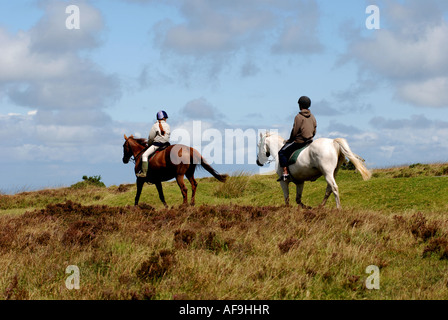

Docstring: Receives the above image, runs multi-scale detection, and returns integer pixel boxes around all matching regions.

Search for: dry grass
[1,200,448,300]
[213,171,250,198]
[1,164,448,300]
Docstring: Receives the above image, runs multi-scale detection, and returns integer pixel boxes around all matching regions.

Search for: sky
[1,0,448,193]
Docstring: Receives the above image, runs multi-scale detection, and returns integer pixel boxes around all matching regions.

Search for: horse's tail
[191,148,228,183]
[200,159,229,182]
[333,138,372,181]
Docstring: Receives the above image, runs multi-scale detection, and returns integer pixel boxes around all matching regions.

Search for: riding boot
[277,167,290,182]
[136,161,148,178]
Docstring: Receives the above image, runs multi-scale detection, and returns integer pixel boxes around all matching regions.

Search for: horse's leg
[295,182,308,209]
[186,173,198,206]
[322,173,341,209]
[155,181,168,208]
[185,165,198,206]
[135,178,145,206]
[320,183,333,208]
[280,181,290,206]
[176,175,188,205]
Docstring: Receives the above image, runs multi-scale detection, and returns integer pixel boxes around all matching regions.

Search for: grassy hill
[1,163,448,300]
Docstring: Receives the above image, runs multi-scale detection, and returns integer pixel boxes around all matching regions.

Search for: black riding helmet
[298,96,311,109]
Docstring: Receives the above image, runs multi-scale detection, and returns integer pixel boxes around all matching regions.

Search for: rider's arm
[288,114,302,143]
[147,124,157,145]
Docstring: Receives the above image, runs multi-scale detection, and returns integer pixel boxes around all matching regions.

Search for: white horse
[256,132,371,209]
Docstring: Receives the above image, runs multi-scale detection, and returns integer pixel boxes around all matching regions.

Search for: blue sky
[1,0,448,193]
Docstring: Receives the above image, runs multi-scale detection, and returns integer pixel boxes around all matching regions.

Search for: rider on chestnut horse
[136,110,171,178]
[123,109,228,206]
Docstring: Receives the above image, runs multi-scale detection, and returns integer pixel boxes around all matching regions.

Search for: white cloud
[321,114,448,167]
[180,97,225,120]
[151,0,324,81]
[380,146,396,159]
[343,0,448,108]
[157,0,274,55]
[0,110,132,165]
[0,29,69,81]
[0,1,122,190]
[271,0,323,55]
[397,77,448,108]
[0,0,121,116]
[328,131,349,138]
[30,0,104,54]
[351,24,448,80]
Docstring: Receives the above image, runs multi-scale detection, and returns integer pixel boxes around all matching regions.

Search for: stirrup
[277,174,290,182]
[136,171,147,178]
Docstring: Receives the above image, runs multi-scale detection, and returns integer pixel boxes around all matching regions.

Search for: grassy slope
[1,163,448,300]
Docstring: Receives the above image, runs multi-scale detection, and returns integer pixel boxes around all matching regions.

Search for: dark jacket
[288,109,317,144]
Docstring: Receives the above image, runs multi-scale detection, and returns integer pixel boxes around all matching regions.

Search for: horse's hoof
[298,203,311,210]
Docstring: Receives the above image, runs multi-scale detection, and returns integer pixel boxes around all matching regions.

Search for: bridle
[123,136,146,164]
[122,138,134,164]
[257,134,274,166]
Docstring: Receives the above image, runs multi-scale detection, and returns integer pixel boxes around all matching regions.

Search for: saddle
[288,143,311,165]
[148,143,171,161]
[136,143,170,171]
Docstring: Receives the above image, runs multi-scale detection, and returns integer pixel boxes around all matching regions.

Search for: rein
[133,148,147,163]
[259,135,274,165]
[125,137,147,164]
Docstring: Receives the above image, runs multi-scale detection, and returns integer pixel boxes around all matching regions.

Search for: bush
[136,250,176,282]
[341,159,356,171]
[213,171,249,198]
[71,175,106,189]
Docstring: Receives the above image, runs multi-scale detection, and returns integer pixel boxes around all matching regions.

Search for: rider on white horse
[136,110,171,178]
[277,96,317,182]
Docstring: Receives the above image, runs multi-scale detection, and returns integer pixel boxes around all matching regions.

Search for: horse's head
[123,134,148,164]
[256,132,271,167]
[122,134,133,164]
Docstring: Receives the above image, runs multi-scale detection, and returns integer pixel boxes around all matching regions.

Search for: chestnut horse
[122,134,228,207]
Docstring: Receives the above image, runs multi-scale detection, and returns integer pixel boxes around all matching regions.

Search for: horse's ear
[259,132,263,139]
[124,134,128,140]
[266,130,271,137]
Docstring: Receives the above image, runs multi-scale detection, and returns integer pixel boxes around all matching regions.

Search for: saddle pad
[148,149,163,162]
[288,144,310,165]
[147,143,170,162]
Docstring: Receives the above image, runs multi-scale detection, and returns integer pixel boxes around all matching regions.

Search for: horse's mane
[133,137,148,146]
[265,132,286,144]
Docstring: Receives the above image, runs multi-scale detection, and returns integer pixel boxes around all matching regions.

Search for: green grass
[1,163,448,300]
[101,168,448,213]
[2,165,446,214]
